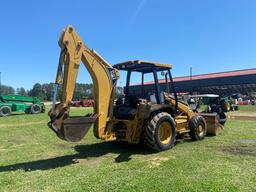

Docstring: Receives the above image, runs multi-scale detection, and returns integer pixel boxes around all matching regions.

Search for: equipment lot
[0,106,255,192]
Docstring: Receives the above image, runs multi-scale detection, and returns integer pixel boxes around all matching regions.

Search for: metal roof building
[131,68,256,96]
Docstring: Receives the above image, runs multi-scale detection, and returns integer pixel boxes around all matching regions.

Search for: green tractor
[220,96,239,112]
[0,95,45,117]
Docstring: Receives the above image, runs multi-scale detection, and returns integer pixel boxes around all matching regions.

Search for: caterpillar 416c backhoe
[48,25,223,151]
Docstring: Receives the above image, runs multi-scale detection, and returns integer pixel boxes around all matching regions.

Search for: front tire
[0,106,12,117]
[144,112,176,151]
[30,104,42,114]
[189,115,207,141]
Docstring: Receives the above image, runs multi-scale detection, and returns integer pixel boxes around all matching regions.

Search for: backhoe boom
[49,25,119,141]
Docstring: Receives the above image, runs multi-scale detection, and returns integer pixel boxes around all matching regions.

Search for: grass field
[237,105,256,112]
[0,107,255,192]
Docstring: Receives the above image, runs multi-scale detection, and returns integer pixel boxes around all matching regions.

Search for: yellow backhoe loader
[48,25,223,151]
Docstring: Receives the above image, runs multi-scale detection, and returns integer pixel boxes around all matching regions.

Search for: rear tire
[30,104,41,114]
[0,106,12,117]
[189,115,207,141]
[144,112,176,151]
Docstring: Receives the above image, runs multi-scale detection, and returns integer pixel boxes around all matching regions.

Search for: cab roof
[113,60,172,73]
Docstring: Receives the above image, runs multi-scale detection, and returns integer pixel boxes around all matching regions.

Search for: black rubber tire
[144,112,176,151]
[30,104,42,114]
[189,115,207,141]
[0,106,12,117]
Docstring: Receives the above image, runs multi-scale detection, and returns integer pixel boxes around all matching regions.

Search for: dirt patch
[0,121,45,128]
[44,102,52,106]
[228,115,256,121]
[223,145,256,157]
[147,157,170,168]
[227,111,256,121]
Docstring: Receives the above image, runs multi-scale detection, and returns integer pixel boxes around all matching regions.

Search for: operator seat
[113,95,139,119]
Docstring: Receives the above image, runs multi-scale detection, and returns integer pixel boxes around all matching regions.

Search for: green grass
[0,107,256,192]
[238,105,256,112]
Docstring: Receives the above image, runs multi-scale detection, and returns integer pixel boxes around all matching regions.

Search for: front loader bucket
[200,113,224,136]
[48,114,98,142]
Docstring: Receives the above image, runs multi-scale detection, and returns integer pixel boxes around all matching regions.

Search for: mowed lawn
[238,104,256,112]
[0,107,255,192]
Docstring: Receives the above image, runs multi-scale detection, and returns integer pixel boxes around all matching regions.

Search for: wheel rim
[2,107,10,115]
[197,124,205,137]
[158,122,172,145]
[33,105,41,112]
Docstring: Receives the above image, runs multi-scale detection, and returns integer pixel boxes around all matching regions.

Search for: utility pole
[190,67,193,94]
[190,67,192,80]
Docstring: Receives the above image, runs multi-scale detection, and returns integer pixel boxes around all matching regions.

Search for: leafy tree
[0,85,15,95]
[29,83,43,98]
[0,82,124,101]
[16,87,28,96]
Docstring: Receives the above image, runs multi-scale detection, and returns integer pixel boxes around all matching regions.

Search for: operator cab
[113,60,176,119]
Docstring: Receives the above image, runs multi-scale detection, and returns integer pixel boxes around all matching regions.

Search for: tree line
[0,83,124,101]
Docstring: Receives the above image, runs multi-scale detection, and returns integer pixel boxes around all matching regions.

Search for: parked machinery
[48,25,224,151]
[72,99,94,107]
[0,95,45,117]
[188,94,227,125]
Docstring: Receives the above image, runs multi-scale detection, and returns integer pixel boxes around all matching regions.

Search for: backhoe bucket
[49,114,98,142]
[200,113,224,136]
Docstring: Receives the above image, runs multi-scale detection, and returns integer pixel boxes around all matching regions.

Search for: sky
[0,0,256,89]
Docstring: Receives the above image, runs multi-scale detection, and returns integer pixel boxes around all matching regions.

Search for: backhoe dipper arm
[49,25,119,141]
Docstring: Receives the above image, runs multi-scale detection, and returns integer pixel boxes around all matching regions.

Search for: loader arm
[49,25,119,141]
[164,94,195,119]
